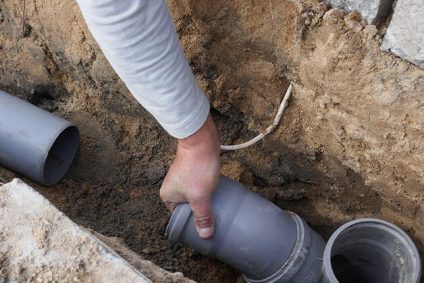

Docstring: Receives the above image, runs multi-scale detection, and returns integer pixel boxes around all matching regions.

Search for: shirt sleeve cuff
[161,90,210,139]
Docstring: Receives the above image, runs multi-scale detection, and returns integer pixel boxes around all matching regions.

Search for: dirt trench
[1,0,424,282]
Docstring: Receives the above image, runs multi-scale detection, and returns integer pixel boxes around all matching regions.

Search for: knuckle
[195,215,213,228]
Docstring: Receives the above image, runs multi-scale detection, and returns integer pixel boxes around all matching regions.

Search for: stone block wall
[327,0,424,69]
[382,0,424,69]
[326,0,393,24]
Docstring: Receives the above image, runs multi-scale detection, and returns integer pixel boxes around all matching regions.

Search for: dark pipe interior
[43,126,79,186]
[330,232,401,283]
[331,249,396,283]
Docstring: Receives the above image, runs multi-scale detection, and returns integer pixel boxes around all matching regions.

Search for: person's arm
[160,113,219,239]
[76,0,218,239]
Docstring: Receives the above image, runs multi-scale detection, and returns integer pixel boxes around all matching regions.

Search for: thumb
[190,197,215,240]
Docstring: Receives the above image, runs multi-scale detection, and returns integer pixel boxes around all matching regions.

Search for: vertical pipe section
[321,218,421,283]
[0,90,79,186]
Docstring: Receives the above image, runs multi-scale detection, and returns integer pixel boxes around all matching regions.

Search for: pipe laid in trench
[0,90,79,186]
[166,177,422,283]
[166,176,325,283]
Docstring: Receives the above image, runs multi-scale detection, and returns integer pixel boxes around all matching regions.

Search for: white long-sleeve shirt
[76,0,210,139]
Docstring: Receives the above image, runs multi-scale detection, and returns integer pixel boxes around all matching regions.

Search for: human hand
[160,113,220,239]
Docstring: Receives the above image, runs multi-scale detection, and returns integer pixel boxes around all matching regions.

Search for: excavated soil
[1,0,424,282]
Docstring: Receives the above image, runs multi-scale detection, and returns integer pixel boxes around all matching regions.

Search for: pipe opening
[43,125,79,186]
[324,219,421,283]
[331,249,392,283]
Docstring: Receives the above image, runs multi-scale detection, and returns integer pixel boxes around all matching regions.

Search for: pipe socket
[0,90,79,186]
[166,176,325,283]
[321,218,421,283]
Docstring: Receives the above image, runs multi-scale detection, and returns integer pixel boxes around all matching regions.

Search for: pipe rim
[323,218,422,283]
[40,124,80,186]
[165,203,192,242]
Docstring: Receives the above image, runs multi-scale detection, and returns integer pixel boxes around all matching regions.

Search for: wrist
[177,113,220,157]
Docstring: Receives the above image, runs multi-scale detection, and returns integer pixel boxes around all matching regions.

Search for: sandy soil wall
[1,0,423,281]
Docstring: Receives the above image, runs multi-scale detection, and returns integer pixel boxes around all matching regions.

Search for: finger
[163,200,178,212]
[190,197,215,239]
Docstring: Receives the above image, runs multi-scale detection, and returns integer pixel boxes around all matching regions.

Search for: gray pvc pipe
[321,218,421,283]
[166,176,325,283]
[0,90,79,186]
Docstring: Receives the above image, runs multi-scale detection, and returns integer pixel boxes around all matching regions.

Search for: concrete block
[382,0,424,69]
[0,179,150,282]
[327,0,393,24]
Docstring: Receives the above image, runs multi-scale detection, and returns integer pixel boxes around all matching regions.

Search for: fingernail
[197,226,214,239]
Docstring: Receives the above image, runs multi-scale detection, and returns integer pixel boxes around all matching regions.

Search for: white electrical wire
[220,83,293,151]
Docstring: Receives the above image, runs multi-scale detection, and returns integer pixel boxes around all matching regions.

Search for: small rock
[323,8,344,23]
[363,25,379,39]
[345,17,364,32]
[142,248,153,255]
